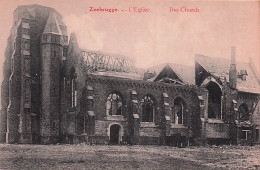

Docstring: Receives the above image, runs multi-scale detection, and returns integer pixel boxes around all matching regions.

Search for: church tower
[0,5,68,144]
[40,11,68,144]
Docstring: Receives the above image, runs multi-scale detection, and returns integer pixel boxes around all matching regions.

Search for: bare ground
[0,144,259,170]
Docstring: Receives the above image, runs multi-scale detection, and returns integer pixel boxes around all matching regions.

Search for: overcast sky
[0,0,259,77]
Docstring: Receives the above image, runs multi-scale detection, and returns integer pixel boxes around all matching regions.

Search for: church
[0,4,259,146]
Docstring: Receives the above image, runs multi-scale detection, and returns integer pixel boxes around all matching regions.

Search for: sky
[0,0,259,78]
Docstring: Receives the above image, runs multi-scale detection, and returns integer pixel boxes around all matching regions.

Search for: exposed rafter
[81,49,136,73]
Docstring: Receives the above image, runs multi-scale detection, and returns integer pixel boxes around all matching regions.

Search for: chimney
[229,47,237,89]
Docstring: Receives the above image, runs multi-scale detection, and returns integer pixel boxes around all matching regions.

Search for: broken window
[172,97,186,125]
[206,82,222,119]
[141,95,155,122]
[106,93,123,116]
[237,104,249,121]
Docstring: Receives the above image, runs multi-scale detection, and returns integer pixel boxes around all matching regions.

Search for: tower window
[43,35,47,42]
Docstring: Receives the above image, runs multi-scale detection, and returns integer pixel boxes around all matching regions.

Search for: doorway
[109,124,121,144]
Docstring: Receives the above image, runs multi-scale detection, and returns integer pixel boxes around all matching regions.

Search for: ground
[0,144,259,170]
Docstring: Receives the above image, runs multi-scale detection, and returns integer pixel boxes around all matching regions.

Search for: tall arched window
[238,104,249,121]
[172,97,187,125]
[206,82,222,119]
[106,93,123,116]
[70,67,77,108]
[141,95,155,122]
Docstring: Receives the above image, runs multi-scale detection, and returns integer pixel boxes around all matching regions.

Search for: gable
[195,61,211,86]
[195,54,260,94]
[147,63,195,85]
[153,65,185,85]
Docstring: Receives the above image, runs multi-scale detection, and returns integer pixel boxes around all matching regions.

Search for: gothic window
[206,82,222,119]
[71,78,77,107]
[172,97,186,125]
[106,93,123,116]
[238,104,249,121]
[141,95,155,122]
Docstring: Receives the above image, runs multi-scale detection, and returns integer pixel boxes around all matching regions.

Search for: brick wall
[84,75,200,145]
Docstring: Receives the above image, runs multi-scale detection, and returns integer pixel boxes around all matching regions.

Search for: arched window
[106,93,123,116]
[238,104,249,121]
[172,97,186,125]
[206,82,222,119]
[141,95,155,122]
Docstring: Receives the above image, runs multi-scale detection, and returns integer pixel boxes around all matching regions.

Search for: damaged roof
[146,63,195,85]
[80,49,143,80]
[195,54,260,94]
[89,71,143,80]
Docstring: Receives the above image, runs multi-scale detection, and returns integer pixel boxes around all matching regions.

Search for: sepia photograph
[0,0,259,169]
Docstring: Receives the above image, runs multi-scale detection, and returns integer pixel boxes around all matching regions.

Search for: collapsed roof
[146,63,195,85]
[195,54,260,94]
[80,49,143,80]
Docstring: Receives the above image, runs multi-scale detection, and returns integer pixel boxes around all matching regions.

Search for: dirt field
[0,144,259,170]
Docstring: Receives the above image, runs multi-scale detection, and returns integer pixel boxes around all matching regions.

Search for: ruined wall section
[85,75,200,145]
[61,33,86,143]
[1,23,19,143]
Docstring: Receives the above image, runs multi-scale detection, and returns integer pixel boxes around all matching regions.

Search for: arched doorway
[109,124,122,144]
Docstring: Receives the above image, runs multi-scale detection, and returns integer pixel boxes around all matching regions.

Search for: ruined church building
[0,5,260,146]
